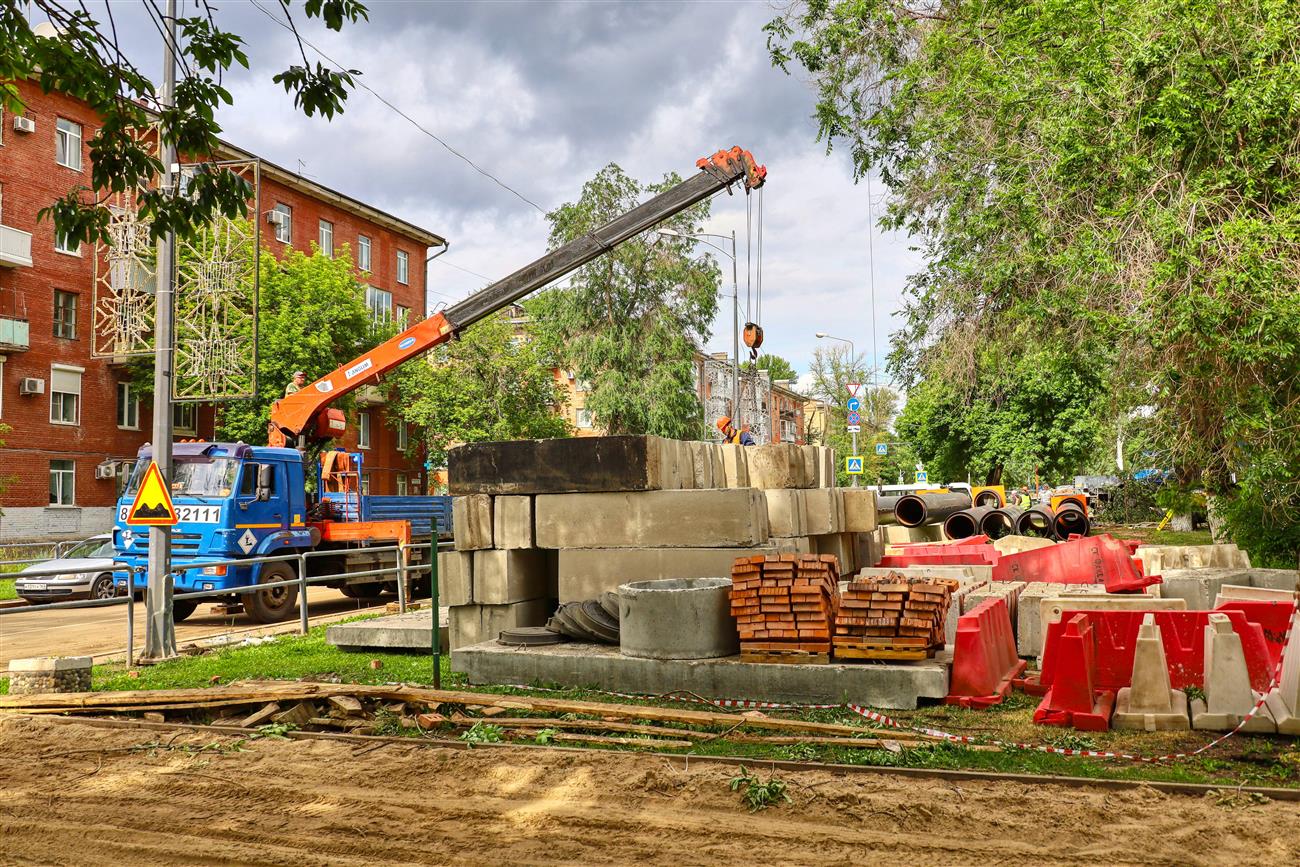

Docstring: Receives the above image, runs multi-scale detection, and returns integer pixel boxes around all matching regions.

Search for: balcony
[0,316,29,351]
[0,225,33,268]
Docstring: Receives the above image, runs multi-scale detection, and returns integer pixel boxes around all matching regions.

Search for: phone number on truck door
[118,505,221,523]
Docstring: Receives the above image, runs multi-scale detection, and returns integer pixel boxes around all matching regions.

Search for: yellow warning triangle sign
[126,460,179,526]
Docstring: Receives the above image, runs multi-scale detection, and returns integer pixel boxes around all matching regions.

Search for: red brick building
[0,80,444,541]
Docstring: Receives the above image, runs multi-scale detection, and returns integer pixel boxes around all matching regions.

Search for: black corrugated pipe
[980,506,1024,540]
[973,489,1003,508]
[876,495,899,526]
[943,506,995,540]
[1053,502,1091,539]
[1014,506,1057,538]
[894,492,973,528]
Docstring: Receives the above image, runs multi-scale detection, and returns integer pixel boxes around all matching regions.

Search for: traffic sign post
[845,390,864,487]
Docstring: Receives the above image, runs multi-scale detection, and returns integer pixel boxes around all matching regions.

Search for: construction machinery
[114,147,767,623]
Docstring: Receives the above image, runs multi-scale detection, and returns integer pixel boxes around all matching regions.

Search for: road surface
[0,587,391,667]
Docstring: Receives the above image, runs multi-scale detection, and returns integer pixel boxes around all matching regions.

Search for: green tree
[767,1,1300,563]
[214,243,374,444]
[743,354,798,382]
[533,163,720,440]
[387,313,571,469]
[2,1,368,246]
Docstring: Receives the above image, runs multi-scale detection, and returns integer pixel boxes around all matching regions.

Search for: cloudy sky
[64,0,922,389]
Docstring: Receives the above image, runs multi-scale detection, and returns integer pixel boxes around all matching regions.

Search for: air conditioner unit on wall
[19,377,44,395]
[13,115,35,134]
[266,210,286,226]
[95,462,117,480]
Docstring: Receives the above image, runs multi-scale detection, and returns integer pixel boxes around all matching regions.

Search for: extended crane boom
[268,147,766,447]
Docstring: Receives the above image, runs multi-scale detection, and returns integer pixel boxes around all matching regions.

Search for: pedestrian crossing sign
[845,456,864,475]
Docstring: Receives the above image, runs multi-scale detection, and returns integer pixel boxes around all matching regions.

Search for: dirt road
[2,716,1296,866]
[0,588,388,667]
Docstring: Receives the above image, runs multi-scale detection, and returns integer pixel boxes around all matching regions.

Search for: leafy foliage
[387,312,571,469]
[461,722,504,744]
[805,346,898,484]
[0,1,367,245]
[768,0,1300,562]
[532,163,720,440]
[729,766,792,812]
[743,353,798,382]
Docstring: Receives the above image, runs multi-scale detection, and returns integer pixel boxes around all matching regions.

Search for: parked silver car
[15,535,121,603]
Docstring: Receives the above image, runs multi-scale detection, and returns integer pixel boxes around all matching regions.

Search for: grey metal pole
[143,0,178,662]
[731,230,740,429]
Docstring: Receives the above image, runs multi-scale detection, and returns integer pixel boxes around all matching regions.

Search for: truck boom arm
[269,147,766,446]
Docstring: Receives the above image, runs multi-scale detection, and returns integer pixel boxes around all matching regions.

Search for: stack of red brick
[730,554,840,658]
[835,573,956,653]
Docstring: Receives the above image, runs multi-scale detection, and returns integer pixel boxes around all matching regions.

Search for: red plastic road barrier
[945,597,1027,708]
[878,550,1001,569]
[884,537,990,554]
[1214,599,1297,669]
[1038,609,1274,693]
[992,533,1160,593]
[1033,614,1116,731]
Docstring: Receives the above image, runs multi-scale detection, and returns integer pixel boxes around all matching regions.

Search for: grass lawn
[0,578,16,601]
[1097,525,1214,547]
[3,618,1296,790]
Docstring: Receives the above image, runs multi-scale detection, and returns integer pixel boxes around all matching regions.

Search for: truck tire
[244,563,299,624]
[340,582,384,600]
[172,597,199,622]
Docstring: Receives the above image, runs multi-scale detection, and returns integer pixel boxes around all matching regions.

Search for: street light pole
[816,332,858,487]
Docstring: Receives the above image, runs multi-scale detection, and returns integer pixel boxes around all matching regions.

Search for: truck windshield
[124,457,240,498]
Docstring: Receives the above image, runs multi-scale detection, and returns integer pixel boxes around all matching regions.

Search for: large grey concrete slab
[1156,568,1252,609]
[452,640,949,710]
[448,436,678,495]
[326,608,449,654]
[536,488,769,548]
[557,546,776,602]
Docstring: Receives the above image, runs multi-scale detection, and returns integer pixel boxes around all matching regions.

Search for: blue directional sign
[846,397,861,413]
[876,443,888,456]
[847,410,862,426]
[845,456,865,475]
[915,470,928,484]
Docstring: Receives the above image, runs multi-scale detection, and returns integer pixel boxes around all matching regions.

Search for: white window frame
[56,117,82,171]
[366,285,393,325]
[396,250,409,285]
[396,423,408,451]
[357,235,371,272]
[53,289,77,338]
[54,229,81,256]
[319,219,334,257]
[576,407,594,429]
[173,403,197,434]
[50,364,82,426]
[395,305,410,329]
[117,381,139,430]
[360,473,371,495]
[358,411,371,449]
[272,203,292,243]
[49,459,76,506]
[396,474,408,496]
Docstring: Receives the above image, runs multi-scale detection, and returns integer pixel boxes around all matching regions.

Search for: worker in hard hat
[284,370,307,396]
[716,416,756,446]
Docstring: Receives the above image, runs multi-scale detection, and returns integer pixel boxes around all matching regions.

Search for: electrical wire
[247,0,545,214]
[867,171,879,390]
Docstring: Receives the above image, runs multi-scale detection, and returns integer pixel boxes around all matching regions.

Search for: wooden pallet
[740,648,831,665]
[832,639,939,662]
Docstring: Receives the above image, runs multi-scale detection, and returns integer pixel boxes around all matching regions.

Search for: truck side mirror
[256,464,274,501]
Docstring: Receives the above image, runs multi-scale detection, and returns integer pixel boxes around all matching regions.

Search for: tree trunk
[1169,513,1195,533]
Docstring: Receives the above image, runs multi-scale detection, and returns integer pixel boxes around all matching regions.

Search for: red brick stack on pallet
[835,573,957,660]
[730,554,840,663]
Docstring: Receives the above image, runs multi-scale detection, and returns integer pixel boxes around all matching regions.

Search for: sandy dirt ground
[1,716,1298,866]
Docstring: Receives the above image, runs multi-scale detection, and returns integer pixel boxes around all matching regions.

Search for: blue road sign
[916,471,928,484]
[845,456,865,475]
[847,410,862,426]
[876,443,888,455]
[846,397,861,413]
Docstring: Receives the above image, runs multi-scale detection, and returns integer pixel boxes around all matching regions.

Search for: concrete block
[481,598,552,642]
[452,495,493,551]
[841,489,877,533]
[674,440,696,489]
[944,582,990,645]
[536,488,769,549]
[804,445,821,488]
[854,564,993,585]
[450,605,484,650]
[557,546,777,602]
[326,609,448,654]
[492,495,534,549]
[1136,544,1251,574]
[1245,568,1300,594]
[448,435,680,495]
[452,641,950,709]
[764,489,808,537]
[803,488,845,536]
[1113,614,1190,731]
[813,533,856,575]
[745,444,800,489]
[771,536,814,555]
[962,582,1025,628]
[1263,611,1300,735]
[1014,583,1059,659]
[992,535,1055,556]
[709,445,726,491]
[688,441,715,489]
[1214,584,1297,606]
[619,577,738,659]
[853,530,883,569]
[719,444,749,488]
[472,549,551,604]
[1156,568,1252,610]
[819,447,835,488]
[881,523,945,545]
[438,551,474,606]
[1191,613,1276,732]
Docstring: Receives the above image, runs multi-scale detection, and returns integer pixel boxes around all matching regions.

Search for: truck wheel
[341,583,384,600]
[172,598,199,622]
[244,563,299,624]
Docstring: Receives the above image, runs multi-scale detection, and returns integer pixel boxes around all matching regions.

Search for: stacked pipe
[942,506,995,540]
[978,506,1023,540]
[1011,503,1091,540]
[876,495,900,526]
[894,492,972,529]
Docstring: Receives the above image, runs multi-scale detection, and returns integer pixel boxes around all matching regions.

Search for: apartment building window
[50,365,82,425]
[360,473,371,495]
[357,235,371,272]
[271,203,292,243]
[174,403,197,434]
[0,357,5,418]
[366,286,392,324]
[395,305,411,329]
[49,460,76,506]
[396,250,409,285]
[576,408,594,429]
[53,290,77,338]
[56,118,82,170]
[396,474,408,496]
[117,382,139,429]
[318,219,334,257]
[358,411,371,449]
[396,423,408,451]
[54,228,80,256]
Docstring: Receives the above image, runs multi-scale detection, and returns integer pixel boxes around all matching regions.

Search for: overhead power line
[247,0,546,214]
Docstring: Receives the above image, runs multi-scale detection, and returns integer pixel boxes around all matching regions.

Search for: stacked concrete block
[803,488,845,536]
[764,489,808,538]
[437,551,474,606]
[558,547,777,602]
[536,488,769,549]
[1154,568,1251,610]
[451,598,552,649]
[452,494,493,550]
[841,489,878,533]
[1134,543,1251,574]
[472,549,550,604]
[814,533,857,575]
[1014,583,1060,659]
[492,496,533,549]
[719,444,750,488]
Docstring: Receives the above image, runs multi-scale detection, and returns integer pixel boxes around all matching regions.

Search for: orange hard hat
[716,416,732,432]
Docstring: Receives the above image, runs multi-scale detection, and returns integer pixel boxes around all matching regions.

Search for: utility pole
[142,0,178,662]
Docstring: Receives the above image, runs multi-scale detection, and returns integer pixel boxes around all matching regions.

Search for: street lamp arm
[655,229,734,260]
